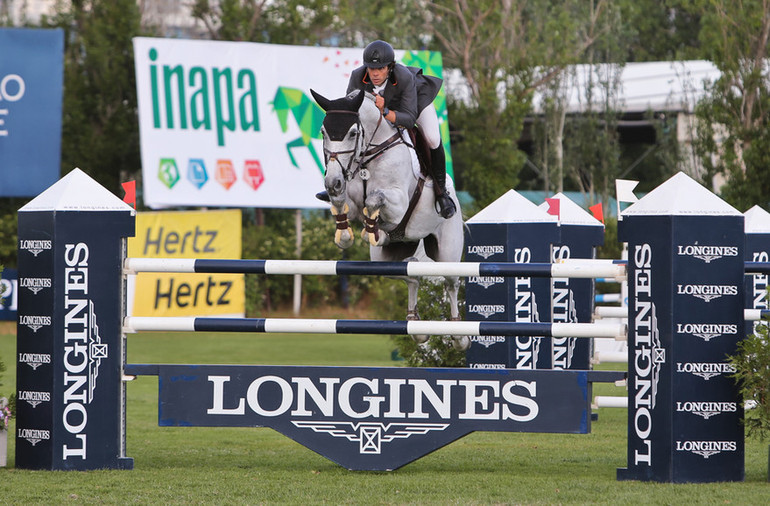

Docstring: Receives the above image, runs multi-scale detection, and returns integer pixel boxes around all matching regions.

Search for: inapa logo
[216,159,237,189]
[187,158,208,188]
[158,158,180,188]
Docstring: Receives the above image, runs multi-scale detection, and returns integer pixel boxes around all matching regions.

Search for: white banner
[133,38,451,209]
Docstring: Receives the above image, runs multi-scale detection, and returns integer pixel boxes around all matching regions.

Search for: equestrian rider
[318,40,457,219]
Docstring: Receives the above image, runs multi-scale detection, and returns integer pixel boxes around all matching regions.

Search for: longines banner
[152,364,594,471]
[127,210,245,317]
[0,28,63,197]
[132,37,453,209]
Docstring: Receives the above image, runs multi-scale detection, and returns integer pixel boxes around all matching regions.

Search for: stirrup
[436,192,456,219]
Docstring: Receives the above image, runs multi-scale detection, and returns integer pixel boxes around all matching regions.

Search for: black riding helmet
[363,40,395,68]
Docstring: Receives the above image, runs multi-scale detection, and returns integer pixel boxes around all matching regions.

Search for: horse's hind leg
[406,276,428,344]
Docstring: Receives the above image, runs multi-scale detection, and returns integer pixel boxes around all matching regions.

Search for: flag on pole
[589,203,604,224]
[122,180,136,209]
[615,179,639,220]
[545,197,560,219]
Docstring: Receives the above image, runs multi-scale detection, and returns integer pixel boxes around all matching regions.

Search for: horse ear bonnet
[317,90,364,141]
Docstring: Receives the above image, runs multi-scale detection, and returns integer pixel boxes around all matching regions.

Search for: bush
[730,321,770,440]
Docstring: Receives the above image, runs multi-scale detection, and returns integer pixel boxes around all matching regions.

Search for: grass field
[1,326,769,504]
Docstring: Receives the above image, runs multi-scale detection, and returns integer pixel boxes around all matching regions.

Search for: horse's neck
[361,102,400,145]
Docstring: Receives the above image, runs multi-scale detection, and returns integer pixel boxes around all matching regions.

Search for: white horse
[310,89,468,351]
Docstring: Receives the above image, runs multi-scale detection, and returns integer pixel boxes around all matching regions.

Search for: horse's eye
[348,129,357,139]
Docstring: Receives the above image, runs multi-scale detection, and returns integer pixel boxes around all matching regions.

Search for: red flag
[589,203,604,224]
[122,180,136,209]
[545,197,560,218]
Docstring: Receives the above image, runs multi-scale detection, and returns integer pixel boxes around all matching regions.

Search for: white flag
[616,179,639,220]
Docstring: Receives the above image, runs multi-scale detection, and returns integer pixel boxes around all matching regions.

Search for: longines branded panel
[618,214,744,483]
[16,212,56,469]
[464,223,558,369]
[16,209,135,470]
[551,224,603,370]
[155,364,593,470]
[744,232,768,339]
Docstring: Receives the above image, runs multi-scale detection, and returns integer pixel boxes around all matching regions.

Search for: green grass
[1,329,769,504]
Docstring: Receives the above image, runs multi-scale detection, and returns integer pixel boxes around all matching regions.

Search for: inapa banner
[132,37,452,209]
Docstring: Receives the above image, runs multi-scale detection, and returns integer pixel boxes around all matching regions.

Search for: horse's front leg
[361,188,407,246]
[330,202,355,249]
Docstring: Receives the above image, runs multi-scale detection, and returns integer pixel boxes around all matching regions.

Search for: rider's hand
[375,93,385,112]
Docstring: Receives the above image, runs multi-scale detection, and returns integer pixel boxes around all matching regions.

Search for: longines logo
[18,428,51,446]
[677,244,739,263]
[675,323,738,342]
[18,390,51,408]
[676,362,736,380]
[676,401,737,420]
[467,276,505,289]
[466,245,504,259]
[18,352,51,370]
[19,277,52,295]
[468,304,506,319]
[208,374,540,455]
[19,315,51,333]
[676,284,738,302]
[19,239,52,257]
[676,440,737,459]
[470,336,506,348]
[292,421,449,455]
[61,242,109,460]
[469,363,506,369]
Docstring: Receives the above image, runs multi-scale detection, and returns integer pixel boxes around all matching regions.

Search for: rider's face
[368,66,389,86]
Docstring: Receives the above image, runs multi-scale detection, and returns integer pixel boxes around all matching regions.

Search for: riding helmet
[363,40,395,68]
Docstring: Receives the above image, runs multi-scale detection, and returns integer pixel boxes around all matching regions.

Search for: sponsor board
[127,210,245,317]
[133,37,452,209]
[153,364,594,471]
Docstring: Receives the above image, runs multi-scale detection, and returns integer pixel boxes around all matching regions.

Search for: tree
[44,0,143,194]
[690,0,770,209]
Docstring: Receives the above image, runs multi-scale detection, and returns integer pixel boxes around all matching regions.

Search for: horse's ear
[310,89,331,112]
[351,89,365,109]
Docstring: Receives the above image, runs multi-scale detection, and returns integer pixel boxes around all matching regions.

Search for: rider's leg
[416,106,456,219]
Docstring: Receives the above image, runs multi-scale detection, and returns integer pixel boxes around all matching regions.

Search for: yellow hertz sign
[128,210,244,317]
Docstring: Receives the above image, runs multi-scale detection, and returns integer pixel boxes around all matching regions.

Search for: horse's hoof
[411,334,429,344]
[334,228,354,249]
[451,336,471,351]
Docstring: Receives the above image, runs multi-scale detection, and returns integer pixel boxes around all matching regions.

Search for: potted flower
[0,355,11,467]
[729,320,770,481]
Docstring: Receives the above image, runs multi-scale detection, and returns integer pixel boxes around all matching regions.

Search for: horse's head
[310,89,366,199]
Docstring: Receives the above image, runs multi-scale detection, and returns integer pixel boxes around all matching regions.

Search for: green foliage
[730,321,770,440]
[392,279,466,367]
[691,0,770,209]
[42,0,143,194]
[0,205,18,268]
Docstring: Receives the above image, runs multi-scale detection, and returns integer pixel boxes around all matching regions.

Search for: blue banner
[0,267,17,320]
[0,28,63,196]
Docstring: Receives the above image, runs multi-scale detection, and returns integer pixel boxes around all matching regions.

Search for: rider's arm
[388,65,419,128]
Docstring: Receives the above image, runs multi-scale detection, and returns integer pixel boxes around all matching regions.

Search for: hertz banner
[127,210,245,317]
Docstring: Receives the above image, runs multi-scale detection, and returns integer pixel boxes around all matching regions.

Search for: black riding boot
[429,145,457,219]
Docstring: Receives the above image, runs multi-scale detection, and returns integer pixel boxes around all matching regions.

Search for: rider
[317,40,457,220]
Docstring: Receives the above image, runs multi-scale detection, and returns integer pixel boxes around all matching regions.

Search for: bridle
[321,107,407,183]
